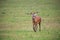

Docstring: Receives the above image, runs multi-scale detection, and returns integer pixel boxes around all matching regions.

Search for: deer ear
[30,12,32,14]
[36,12,38,13]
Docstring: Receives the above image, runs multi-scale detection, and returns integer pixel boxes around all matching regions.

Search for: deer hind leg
[39,22,41,31]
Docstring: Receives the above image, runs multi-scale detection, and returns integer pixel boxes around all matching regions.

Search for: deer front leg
[33,23,37,32]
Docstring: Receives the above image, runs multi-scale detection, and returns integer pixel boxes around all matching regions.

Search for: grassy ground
[0,0,60,40]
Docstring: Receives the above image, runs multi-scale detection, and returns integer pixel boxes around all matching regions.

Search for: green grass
[0,30,60,40]
[0,0,60,40]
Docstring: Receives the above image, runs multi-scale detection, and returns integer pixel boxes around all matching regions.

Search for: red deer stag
[31,12,41,32]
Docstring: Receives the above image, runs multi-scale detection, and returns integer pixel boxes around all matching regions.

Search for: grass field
[0,0,60,40]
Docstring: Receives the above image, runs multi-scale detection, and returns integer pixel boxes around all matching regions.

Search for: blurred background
[0,0,60,40]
